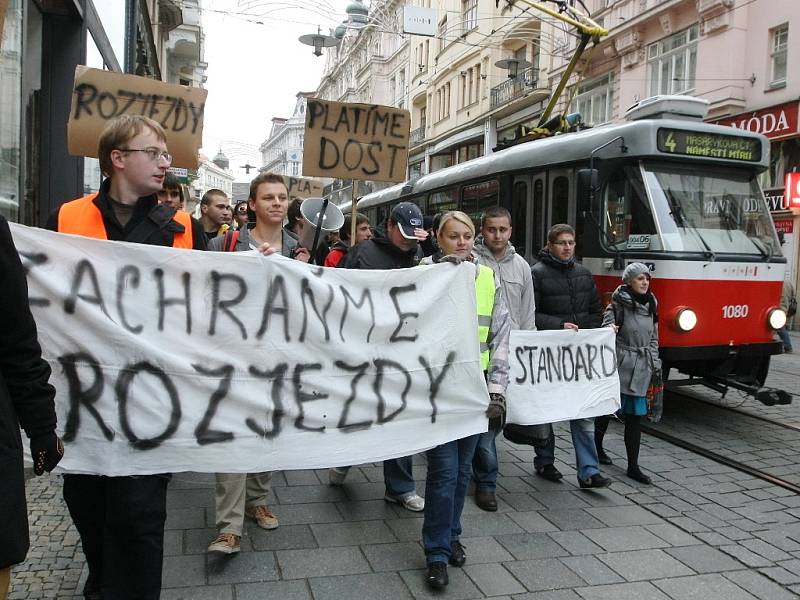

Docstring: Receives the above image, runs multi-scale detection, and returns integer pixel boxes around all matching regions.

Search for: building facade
[259,93,314,177]
[192,151,235,203]
[0,0,207,226]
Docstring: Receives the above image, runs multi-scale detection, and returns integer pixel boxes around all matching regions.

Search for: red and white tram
[354,96,790,403]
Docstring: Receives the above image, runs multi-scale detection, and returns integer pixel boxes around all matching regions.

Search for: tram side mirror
[577,169,599,203]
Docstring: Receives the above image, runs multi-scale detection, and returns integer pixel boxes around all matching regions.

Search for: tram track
[639,386,800,495]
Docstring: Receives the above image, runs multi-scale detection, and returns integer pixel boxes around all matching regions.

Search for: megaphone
[298,197,345,256]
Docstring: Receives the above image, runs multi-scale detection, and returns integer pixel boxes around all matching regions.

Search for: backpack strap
[222,230,240,252]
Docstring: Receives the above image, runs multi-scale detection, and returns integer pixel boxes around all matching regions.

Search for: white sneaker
[329,467,349,485]
[385,492,425,512]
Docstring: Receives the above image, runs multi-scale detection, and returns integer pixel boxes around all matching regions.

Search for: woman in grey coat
[595,263,660,485]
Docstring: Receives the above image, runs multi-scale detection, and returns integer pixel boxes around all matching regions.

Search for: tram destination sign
[657,128,762,162]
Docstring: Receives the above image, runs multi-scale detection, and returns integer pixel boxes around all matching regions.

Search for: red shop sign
[786,172,800,210]
[713,101,800,140]
[773,218,794,234]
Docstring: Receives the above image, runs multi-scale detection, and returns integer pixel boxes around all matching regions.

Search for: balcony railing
[490,66,538,110]
[410,126,426,146]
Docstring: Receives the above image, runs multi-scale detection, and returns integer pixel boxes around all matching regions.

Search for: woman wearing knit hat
[596,262,660,485]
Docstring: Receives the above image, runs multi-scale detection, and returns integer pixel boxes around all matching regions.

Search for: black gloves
[30,432,64,476]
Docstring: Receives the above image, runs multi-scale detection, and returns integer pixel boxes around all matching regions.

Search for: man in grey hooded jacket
[471,207,536,511]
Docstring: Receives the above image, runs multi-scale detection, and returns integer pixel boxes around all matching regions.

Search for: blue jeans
[533,419,599,480]
[384,456,417,498]
[422,434,480,565]
[778,327,793,352]
[472,420,502,493]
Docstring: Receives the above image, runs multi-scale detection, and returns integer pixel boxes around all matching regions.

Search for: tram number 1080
[722,304,750,319]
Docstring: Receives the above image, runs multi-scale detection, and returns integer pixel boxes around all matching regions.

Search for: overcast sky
[200,0,349,180]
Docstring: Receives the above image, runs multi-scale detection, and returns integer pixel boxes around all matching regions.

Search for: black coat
[0,216,58,569]
[341,226,418,270]
[531,249,603,331]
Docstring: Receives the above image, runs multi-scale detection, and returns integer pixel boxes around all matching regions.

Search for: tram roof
[357,118,768,211]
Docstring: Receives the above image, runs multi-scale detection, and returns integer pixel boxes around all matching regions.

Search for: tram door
[512,173,546,263]
[547,169,576,254]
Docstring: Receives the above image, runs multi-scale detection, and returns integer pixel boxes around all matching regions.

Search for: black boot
[627,466,652,485]
[594,415,613,465]
[624,416,650,484]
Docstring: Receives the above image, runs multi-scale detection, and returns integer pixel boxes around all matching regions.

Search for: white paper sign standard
[11,224,488,476]
[507,328,621,425]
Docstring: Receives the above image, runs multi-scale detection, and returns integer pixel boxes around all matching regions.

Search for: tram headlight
[676,308,698,332]
[768,308,787,330]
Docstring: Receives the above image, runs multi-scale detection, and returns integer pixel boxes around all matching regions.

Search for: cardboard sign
[283,175,323,203]
[507,328,621,426]
[303,99,410,183]
[68,66,207,169]
[12,223,488,475]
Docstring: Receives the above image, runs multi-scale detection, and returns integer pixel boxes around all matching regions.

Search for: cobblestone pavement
[9,332,800,599]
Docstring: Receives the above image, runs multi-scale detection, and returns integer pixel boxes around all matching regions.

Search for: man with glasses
[530,224,610,489]
[47,115,205,600]
[199,189,233,240]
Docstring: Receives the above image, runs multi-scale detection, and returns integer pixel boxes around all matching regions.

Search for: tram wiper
[748,236,771,261]
[665,190,716,261]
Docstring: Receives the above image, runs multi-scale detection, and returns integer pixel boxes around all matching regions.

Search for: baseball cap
[391,202,424,240]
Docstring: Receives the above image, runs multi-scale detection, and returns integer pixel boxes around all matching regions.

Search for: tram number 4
[722,304,749,319]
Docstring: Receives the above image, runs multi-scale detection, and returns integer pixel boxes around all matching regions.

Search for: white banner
[11,224,489,476]
[507,328,621,425]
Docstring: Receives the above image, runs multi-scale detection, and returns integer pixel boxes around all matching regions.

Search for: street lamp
[298,26,339,57]
[495,57,532,79]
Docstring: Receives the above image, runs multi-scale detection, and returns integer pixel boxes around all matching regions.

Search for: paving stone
[163,529,182,556]
[235,580,313,600]
[718,545,774,568]
[543,531,603,556]
[334,499,401,521]
[164,507,206,530]
[585,506,663,527]
[573,581,671,600]
[248,524,317,551]
[504,558,586,592]
[740,539,794,562]
[362,541,424,572]
[310,519,397,546]
[386,517,424,541]
[161,555,207,588]
[459,536,516,564]
[757,566,800,585]
[464,512,527,536]
[501,492,548,512]
[653,573,759,600]
[598,548,694,581]
[505,511,559,533]
[512,591,582,600]
[665,545,745,573]
[465,562,527,596]
[206,551,278,585]
[160,585,233,599]
[644,523,702,547]
[276,502,343,525]
[540,510,606,531]
[534,491,593,510]
[495,532,570,560]
[560,556,624,585]
[277,547,371,579]
[309,572,413,600]
[274,484,348,504]
[722,570,798,600]
[283,470,322,486]
[400,567,483,599]
[583,526,671,552]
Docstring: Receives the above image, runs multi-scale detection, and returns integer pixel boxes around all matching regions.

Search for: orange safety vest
[57,193,194,249]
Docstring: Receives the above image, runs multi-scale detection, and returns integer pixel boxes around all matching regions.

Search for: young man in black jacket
[0,216,63,599]
[48,114,206,600]
[531,224,610,489]
[331,202,428,511]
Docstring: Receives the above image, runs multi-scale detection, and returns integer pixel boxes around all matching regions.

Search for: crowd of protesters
[2,115,668,599]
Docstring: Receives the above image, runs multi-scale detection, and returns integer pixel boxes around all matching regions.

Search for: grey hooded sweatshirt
[472,238,537,331]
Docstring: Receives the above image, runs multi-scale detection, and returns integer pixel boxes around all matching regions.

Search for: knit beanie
[622,262,651,284]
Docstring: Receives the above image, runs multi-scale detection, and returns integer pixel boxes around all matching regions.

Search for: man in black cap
[332,201,428,511]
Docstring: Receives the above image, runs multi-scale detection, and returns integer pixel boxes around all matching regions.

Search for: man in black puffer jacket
[530,224,610,489]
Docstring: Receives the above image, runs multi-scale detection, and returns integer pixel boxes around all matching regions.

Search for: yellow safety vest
[475,264,496,370]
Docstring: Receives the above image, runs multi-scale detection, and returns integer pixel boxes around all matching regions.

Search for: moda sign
[713,101,800,140]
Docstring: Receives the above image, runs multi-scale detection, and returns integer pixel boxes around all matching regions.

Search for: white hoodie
[473,238,537,331]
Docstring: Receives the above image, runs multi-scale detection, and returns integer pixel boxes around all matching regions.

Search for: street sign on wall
[403,6,437,36]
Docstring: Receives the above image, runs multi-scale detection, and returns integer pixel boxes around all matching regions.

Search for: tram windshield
[603,162,780,256]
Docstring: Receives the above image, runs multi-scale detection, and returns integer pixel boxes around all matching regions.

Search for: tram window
[533,179,545,251]
[603,165,657,250]
[428,188,458,220]
[511,182,527,254]
[552,177,570,225]
[462,179,499,225]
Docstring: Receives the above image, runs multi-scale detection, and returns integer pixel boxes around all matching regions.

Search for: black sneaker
[597,449,613,465]
[449,541,466,567]
[627,467,652,485]
[536,464,563,482]
[578,474,611,489]
[426,561,448,589]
